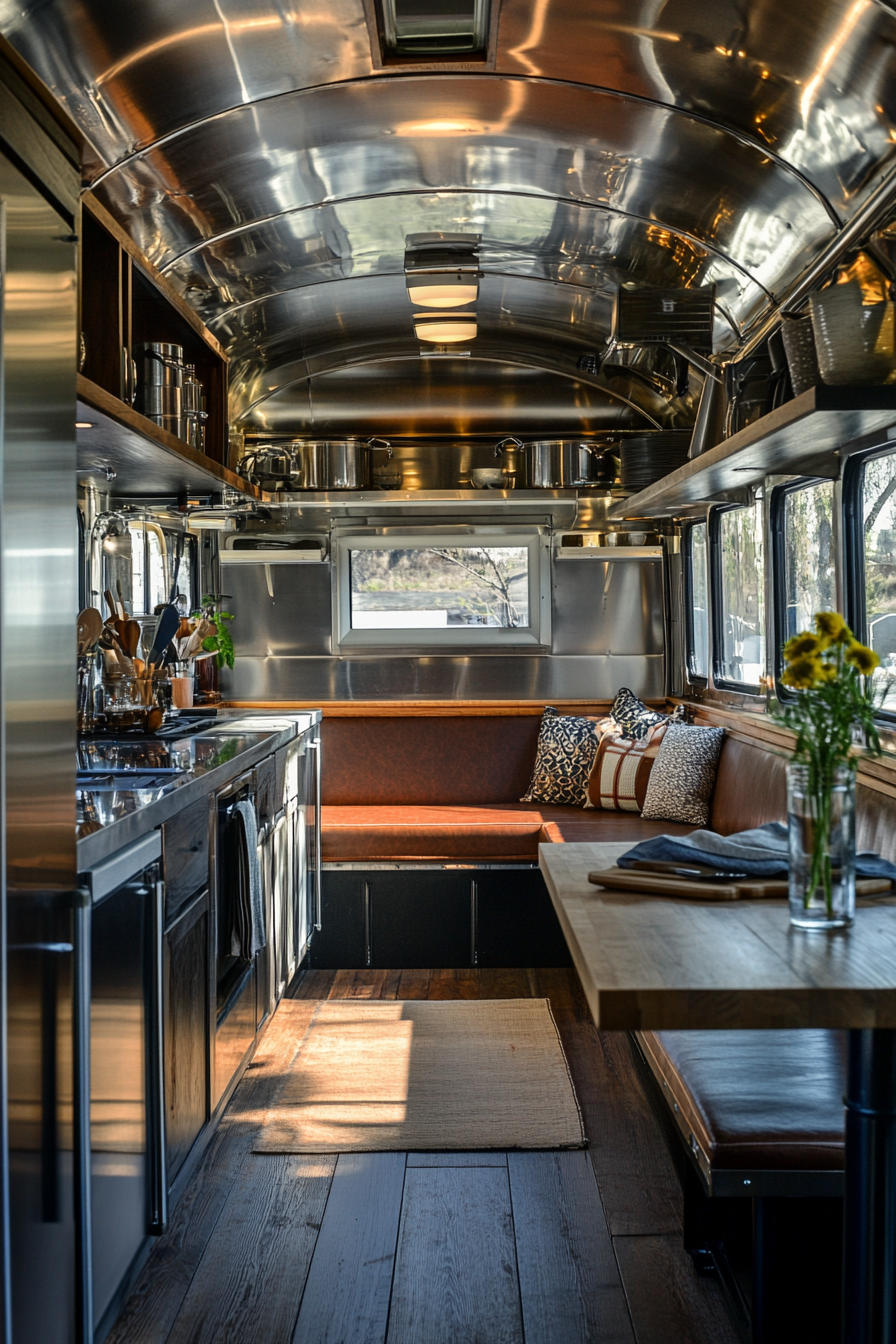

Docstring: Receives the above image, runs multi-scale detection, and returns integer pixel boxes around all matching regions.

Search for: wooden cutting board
[587,869,894,902]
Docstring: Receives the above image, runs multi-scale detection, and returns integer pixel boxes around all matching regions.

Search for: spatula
[144,604,179,674]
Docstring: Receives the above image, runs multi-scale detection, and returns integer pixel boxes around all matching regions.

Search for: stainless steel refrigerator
[1,70,79,1344]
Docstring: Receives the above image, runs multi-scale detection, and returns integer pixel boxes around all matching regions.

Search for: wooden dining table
[539,841,896,1344]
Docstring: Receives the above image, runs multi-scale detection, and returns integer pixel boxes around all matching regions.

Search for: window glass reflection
[688,522,708,679]
[718,502,765,687]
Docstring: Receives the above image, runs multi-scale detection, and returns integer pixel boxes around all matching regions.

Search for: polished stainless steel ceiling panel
[0,0,375,172]
[87,76,833,291]
[240,357,647,436]
[220,270,699,423]
[4,0,896,434]
[497,0,896,219]
[164,191,770,335]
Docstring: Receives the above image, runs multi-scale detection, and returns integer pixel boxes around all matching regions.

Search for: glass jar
[787,762,856,929]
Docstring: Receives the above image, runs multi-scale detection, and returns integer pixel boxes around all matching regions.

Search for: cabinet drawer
[164,797,210,921]
[165,893,209,1183]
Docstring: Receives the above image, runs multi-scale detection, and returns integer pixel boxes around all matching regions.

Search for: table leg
[844,1029,896,1343]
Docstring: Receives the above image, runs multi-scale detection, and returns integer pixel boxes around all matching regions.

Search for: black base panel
[309,866,573,970]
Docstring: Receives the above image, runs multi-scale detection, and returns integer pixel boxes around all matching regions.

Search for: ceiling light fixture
[405,232,481,337]
[407,272,479,309]
[413,314,478,343]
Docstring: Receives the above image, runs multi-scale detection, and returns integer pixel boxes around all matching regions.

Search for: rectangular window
[335,528,549,649]
[686,522,709,680]
[713,501,765,688]
[781,480,835,643]
[858,450,896,708]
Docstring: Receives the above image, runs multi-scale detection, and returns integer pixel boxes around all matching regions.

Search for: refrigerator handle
[309,737,322,931]
[72,888,93,1344]
[147,873,168,1234]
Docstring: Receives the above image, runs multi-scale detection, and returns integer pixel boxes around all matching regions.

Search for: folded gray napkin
[617,822,896,883]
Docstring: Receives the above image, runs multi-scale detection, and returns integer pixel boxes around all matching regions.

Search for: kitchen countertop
[76,710,321,869]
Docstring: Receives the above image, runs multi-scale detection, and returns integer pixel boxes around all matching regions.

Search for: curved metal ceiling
[4,0,896,431]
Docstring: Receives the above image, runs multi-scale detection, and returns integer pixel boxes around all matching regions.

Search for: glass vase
[786,763,856,930]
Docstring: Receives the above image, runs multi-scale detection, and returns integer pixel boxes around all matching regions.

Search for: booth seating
[319,712,788,862]
[315,706,896,1338]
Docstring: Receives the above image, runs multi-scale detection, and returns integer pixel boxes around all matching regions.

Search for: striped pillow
[587,723,668,812]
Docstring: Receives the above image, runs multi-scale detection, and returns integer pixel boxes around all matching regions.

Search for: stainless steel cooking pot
[495,436,615,488]
[289,437,392,490]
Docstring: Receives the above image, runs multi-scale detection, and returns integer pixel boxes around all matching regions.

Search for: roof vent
[378,0,490,58]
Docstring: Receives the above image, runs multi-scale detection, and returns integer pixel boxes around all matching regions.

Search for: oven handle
[309,737,322,930]
[147,873,168,1234]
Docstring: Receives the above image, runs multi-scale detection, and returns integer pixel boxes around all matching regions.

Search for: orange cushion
[321,802,694,862]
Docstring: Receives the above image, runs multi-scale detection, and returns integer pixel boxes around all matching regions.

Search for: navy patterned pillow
[521,706,602,807]
[610,687,686,741]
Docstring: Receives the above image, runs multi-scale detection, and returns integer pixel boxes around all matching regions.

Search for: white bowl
[471,468,506,488]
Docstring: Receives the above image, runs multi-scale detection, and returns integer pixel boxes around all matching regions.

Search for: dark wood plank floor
[107,968,740,1344]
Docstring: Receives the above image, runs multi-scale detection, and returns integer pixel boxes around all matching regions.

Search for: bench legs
[843,1029,896,1344]
[683,1163,843,1343]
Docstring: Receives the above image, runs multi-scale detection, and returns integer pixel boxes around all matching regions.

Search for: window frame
[843,444,896,720]
[683,519,709,685]
[710,501,766,693]
[333,526,551,652]
[770,476,834,701]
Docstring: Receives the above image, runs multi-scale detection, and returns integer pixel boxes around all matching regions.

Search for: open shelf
[77,376,262,501]
[608,384,896,520]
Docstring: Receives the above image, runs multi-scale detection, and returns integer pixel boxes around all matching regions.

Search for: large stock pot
[289,437,392,489]
[494,436,616,488]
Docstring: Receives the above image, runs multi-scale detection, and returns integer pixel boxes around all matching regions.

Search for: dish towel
[617,821,896,884]
[234,800,265,956]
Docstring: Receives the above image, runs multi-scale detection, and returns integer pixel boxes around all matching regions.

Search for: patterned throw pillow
[641,723,726,826]
[609,687,686,741]
[521,706,603,807]
[587,722,668,811]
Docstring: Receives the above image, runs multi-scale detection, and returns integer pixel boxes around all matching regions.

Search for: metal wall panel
[0,143,78,1341]
[551,556,665,657]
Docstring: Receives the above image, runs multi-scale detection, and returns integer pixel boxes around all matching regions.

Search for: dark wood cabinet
[370,871,472,968]
[164,892,209,1184]
[163,797,211,924]
[77,196,251,496]
[312,865,573,970]
[476,868,572,968]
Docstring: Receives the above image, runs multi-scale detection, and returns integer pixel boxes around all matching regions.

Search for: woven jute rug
[254,998,586,1153]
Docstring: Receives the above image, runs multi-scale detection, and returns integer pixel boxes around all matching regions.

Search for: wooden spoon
[122,619,142,659]
[116,580,128,620]
[77,607,103,656]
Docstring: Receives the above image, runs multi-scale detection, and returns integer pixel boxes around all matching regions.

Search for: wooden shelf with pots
[78,195,238,487]
[77,375,262,501]
[608,384,896,520]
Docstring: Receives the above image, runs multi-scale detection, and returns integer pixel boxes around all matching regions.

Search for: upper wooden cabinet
[78,195,229,472]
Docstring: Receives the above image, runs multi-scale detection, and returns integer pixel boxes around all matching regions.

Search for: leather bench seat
[638,1028,846,1171]
[321,802,694,862]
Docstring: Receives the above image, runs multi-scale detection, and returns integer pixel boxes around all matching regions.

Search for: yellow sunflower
[782,654,824,689]
[784,631,823,661]
[844,642,881,676]
[815,611,852,645]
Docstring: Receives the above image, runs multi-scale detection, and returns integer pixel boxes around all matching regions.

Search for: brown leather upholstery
[639,1029,846,1171]
[322,715,542,805]
[321,801,694,861]
[709,735,787,835]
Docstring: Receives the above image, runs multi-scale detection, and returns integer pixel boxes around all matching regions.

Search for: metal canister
[134,342,185,440]
[182,364,208,452]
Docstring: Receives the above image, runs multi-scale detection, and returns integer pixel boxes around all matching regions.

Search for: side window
[712,500,765,689]
[686,522,709,680]
[780,480,835,644]
[857,450,896,706]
